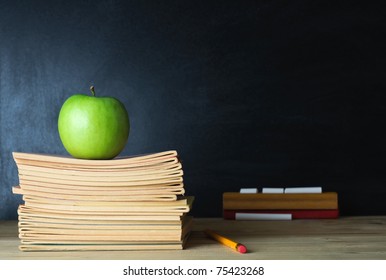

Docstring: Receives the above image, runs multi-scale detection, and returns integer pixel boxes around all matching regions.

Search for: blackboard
[1,0,386,219]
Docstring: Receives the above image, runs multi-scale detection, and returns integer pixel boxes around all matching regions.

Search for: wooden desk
[1,217,386,259]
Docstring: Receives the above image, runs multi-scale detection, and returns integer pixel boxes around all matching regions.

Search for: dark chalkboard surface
[1,1,386,219]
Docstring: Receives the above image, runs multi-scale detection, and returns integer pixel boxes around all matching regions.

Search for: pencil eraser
[237,244,247,254]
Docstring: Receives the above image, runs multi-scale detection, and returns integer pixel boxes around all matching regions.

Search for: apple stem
[90,86,96,97]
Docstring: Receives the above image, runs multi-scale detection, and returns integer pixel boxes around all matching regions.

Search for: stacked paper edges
[12,150,194,251]
[223,192,339,220]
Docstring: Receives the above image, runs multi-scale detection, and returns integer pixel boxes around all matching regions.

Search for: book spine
[235,213,292,220]
[223,209,339,220]
[223,192,338,210]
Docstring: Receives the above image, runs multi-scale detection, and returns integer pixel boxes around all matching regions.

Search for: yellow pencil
[204,229,247,254]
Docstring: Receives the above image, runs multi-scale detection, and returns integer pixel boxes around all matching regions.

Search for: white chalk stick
[284,187,322,194]
[262,188,284,194]
[240,188,258,194]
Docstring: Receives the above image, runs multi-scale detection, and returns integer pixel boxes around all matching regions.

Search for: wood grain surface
[1,216,386,259]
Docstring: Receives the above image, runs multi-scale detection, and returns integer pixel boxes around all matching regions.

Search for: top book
[13,150,179,169]
[13,150,184,192]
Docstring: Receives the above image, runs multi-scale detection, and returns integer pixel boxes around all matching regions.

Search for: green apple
[58,86,130,159]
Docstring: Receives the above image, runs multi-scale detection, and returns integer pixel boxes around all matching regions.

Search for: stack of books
[12,150,193,251]
[223,187,339,220]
